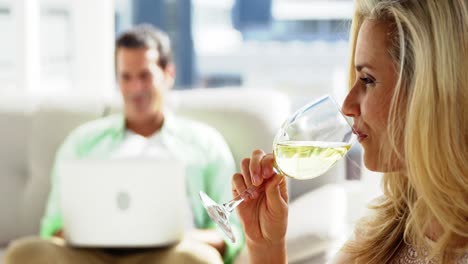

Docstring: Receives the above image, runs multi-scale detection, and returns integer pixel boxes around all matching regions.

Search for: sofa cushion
[0,247,4,263]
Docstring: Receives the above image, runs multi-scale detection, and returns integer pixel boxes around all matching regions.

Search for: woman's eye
[359,77,373,84]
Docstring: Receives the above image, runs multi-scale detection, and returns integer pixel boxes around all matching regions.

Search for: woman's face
[342,19,400,172]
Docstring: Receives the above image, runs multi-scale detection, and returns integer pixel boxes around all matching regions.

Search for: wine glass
[199,95,356,243]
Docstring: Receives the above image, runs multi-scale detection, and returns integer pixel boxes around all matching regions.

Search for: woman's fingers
[265,173,288,212]
[232,172,247,198]
[236,150,284,201]
[279,176,288,203]
[232,172,247,194]
[240,158,260,200]
[250,149,266,186]
[260,153,276,179]
[240,158,253,188]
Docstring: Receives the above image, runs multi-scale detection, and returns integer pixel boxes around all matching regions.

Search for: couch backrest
[0,88,292,243]
[0,103,35,244]
[0,96,108,243]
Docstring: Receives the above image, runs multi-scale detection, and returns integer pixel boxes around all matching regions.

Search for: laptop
[58,158,187,247]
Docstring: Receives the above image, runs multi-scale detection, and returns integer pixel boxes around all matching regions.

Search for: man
[4,25,244,264]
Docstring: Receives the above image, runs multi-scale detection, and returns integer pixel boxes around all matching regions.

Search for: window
[194,0,354,107]
[2,0,115,96]
[0,2,15,93]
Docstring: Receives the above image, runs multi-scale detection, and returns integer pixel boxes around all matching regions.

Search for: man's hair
[115,24,173,70]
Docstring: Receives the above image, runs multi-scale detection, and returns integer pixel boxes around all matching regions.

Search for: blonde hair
[345,0,468,263]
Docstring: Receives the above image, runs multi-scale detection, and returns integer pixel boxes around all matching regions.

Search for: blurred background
[0,0,355,106]
[0,1,383,263]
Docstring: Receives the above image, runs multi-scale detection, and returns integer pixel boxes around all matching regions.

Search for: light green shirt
[40,113,244,264]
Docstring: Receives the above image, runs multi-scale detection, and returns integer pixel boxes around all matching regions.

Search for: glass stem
[223,194,246,213]
[223,166,280,213]
[223,184,267,213]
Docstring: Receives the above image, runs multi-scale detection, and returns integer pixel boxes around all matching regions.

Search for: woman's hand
[232,150,288,263]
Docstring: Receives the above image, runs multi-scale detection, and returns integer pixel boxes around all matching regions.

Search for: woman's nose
[342,88,361,118]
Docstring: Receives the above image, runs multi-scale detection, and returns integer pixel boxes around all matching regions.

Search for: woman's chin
[363,158,401,173]
[363,154,384,172]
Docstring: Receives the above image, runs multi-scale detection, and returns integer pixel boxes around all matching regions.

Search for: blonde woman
[231,0,468,263]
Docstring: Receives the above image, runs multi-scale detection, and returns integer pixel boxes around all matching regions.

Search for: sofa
[0,88,352,263]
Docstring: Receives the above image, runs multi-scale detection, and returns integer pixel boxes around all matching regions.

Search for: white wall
[0,0,115,97]
[70,0,115,97]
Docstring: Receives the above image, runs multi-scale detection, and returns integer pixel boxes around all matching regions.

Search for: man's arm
[40,131,80,238]
[187,229,226,256]
[53,230,64,238]
[40,166,65,238]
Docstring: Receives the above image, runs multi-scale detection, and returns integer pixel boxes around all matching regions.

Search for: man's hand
[53,229,64,238]
[186,229,226,256]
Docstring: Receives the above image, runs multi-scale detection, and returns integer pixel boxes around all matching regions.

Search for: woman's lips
[353,127,369,142]
[357,134,368,142]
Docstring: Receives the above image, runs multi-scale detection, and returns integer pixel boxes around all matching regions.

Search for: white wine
[273,141,351,180]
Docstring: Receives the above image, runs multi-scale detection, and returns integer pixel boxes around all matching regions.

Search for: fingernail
[253,175,260,185]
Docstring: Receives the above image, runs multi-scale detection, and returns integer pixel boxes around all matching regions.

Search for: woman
[232,0,468,263]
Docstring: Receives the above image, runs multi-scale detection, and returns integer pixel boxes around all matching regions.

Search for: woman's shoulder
[391,243,468,264]
[330,242,468,264]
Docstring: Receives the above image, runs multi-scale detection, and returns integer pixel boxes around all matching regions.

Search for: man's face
[116,47,173,122]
